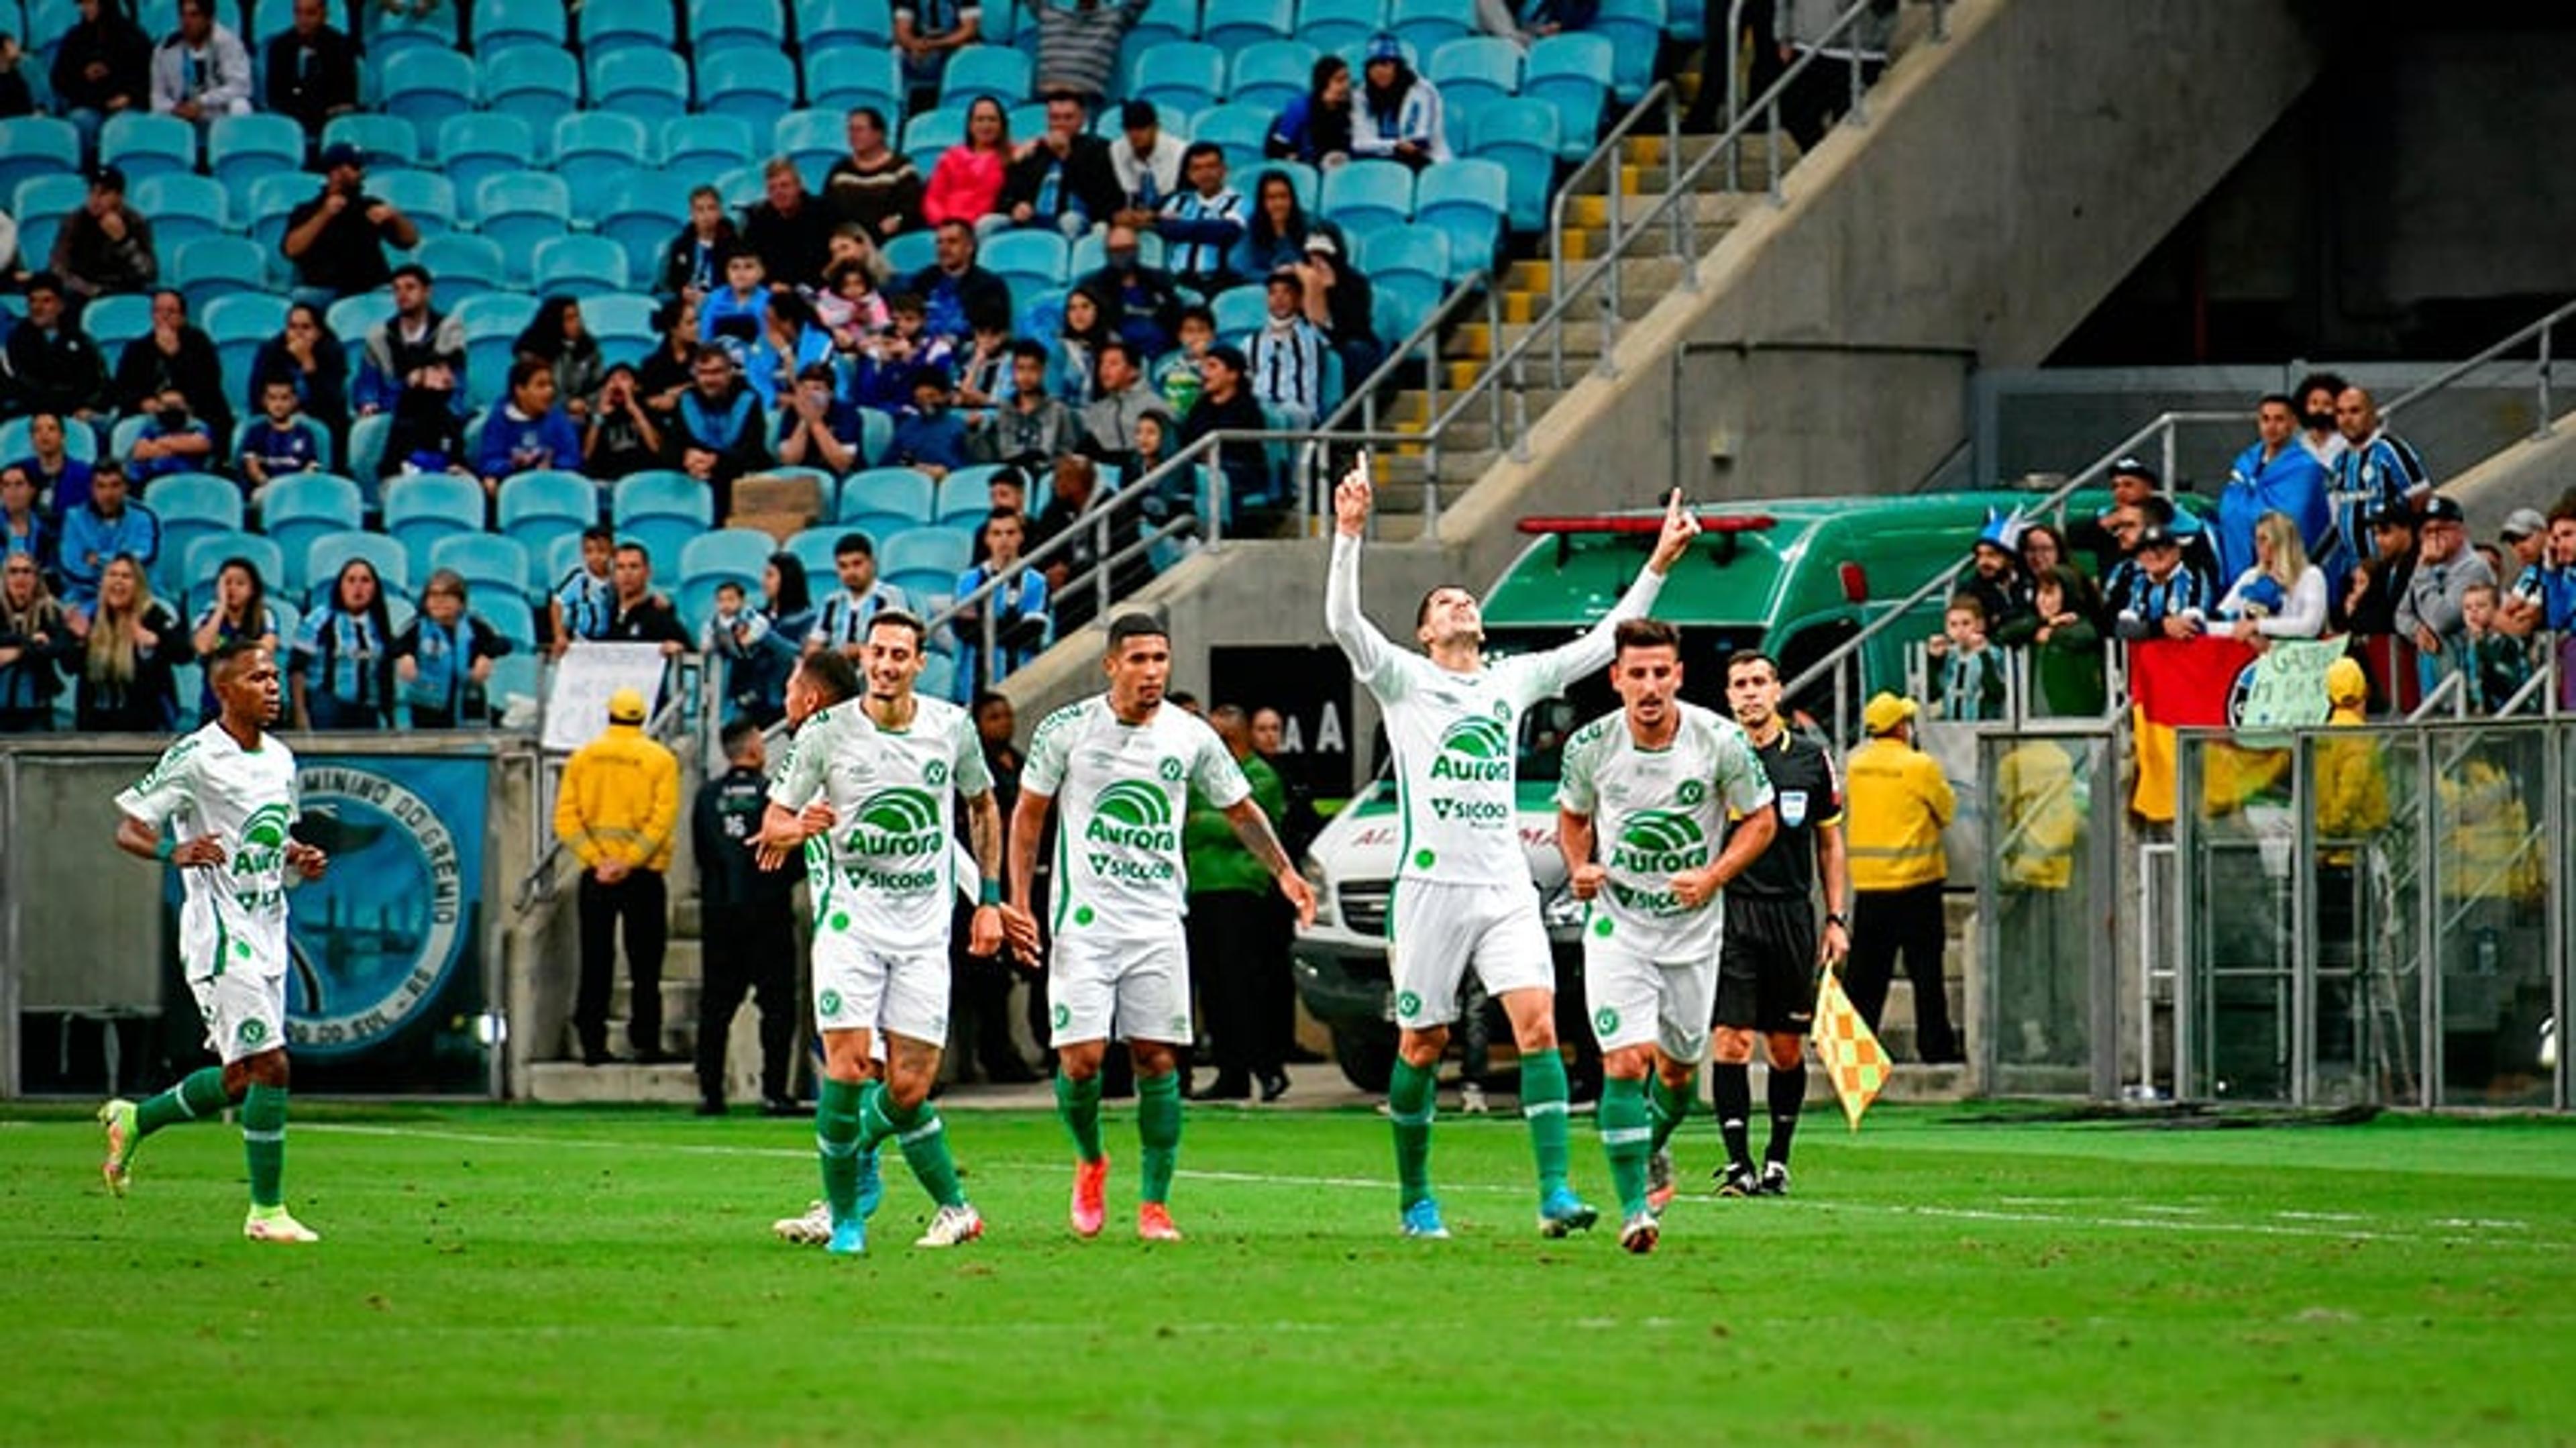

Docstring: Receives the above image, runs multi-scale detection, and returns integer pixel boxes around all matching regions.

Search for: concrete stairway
[525,899,769,1106]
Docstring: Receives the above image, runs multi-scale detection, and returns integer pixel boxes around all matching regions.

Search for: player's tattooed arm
[1222,799,1316,926]
[966,789,1003,881]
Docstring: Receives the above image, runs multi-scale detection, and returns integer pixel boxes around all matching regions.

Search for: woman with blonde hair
[2221,508,2330,642]
[0,553,78,732]
[74,554,193,731]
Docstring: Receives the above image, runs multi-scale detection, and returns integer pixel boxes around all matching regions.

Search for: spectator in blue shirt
[1156,143,1247,293]
[2216,393,2332,589]
[549,523,616,657]
[672,345,770,515]
[290,555,394,729]
[13,412,96,521]
[888,367,971,478]
[1265,56,1355,168]
[1,466,51,576]
[392,568,511,728]
[0,552,76,733]
[475,358,584,502]
[698,252,773,354]
[57,462,159,617]
[744,291,836,410]
[124,389,216,484]
[774,362,869,475]
[950,507,1050,700]
[236,377,321,505]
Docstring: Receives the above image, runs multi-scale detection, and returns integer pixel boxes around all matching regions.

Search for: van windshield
[1483,623,1766,782]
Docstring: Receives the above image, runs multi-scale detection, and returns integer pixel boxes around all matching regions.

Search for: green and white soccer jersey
[114,723,301,1061]
[1557,702,1773,1057]
[770,697,991,1041]
[1023,694,1249,1045]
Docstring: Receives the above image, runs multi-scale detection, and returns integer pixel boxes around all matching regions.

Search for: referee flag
[1811,970,1889,1130]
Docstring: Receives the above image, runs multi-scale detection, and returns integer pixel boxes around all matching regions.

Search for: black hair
[390,262,432,287]
[1724,649,1779,680]
[1413,583,1468,628]
[865,608,927,649]
[581,523,615,545]
[799,648,861,703]
[834,531,875,558]
[1106,611,1167,649]
[205,634,271,680]
[506,356,550,393]
[1008,338,1050,365]
[764,551,811,614]
[2257,392,2296,413]
[1180,141,1224,172]
[720,717,764,758]
[2294,370,2348,405]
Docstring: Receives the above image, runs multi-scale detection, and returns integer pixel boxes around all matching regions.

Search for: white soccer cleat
[914,1202,986,1248]
[773,1200,833,1245]
[1619,1210,1660,1255]
[243,1207,319,1243]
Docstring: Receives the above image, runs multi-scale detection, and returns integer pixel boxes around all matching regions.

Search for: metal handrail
[2405,671,2464,723]
[1544,81,1676,324]
[2380,297,2576,437]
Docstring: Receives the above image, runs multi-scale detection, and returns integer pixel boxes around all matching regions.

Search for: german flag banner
[1811,970,1889,1131]
[2127,636,2260,823]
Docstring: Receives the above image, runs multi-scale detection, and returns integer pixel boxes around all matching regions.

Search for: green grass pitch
[4,1102,2573,1445]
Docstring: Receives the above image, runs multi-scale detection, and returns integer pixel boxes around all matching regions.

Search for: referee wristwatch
[1825,912,1849,928]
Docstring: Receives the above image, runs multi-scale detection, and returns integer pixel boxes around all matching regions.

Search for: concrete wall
[2443,410,2576,535]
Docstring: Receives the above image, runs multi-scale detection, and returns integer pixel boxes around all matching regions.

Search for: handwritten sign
[541,642,671,752]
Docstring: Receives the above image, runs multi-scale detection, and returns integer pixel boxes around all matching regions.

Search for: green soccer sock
[1597,1076,1652,1219]
[136,1067,230,1141]
[815,1078,867,1222]
[883,1099,966,1209]
[1386,1055,1438,1209]
[855,1078,898,1153]
[1136,1071,1182,1205]
[239,1082,286,1209]
[1055,1070,1106,1163]
[1648,1070,1695,1154]
[1518,1048,1572,1198]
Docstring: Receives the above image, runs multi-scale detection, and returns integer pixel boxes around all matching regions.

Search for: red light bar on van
[1516,513,1776,535]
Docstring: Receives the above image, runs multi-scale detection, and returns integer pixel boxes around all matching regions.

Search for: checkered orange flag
[1810,969,1889,1131]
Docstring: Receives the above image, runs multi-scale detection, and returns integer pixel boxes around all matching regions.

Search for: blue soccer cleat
[1400,1198,1450,1240]
[854,1149,883,1219]
[826,1218,867,1255]
[1538,1187,1599,1238]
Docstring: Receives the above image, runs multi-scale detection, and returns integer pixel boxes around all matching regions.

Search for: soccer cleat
[1619,1210,1660,1255]
[1399,1198,1450,1240]
[1645,1147,1677,1216]
[1136,1202,1183,1242]
[1070,1155,1110,1238]
[242,1206,319,1243]
[826,1219,867,1255]
[1714,1162,1759,1198]
[1537,1187,1599,1238]
[1756,1161,1792,1198]
[854,1149,884,1219]
[914,1203,985,1249]
[98,1098,136,1198]
[773,1200,832,1245]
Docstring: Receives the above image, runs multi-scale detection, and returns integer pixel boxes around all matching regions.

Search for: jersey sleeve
[951,709,994,798]
[1715,725,1774,816]
[1553,719,1605,815]
[766,715,830,810]
[114,735,199,828]
[1324,533,1410,702]
[1513,564,1669,704]
[1191,722,1253,811]
[1816,743,1846,826]
[1020,703,1081,797]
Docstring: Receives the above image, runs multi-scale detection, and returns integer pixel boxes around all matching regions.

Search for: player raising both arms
[99,641,331,1242]
[1328,457,1701,1239]
[1556,619,1776,1252]
[1002,613,1314,1242]
[753,618,1002,1256]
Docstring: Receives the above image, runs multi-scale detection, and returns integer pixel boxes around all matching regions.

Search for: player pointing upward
[1326,457,1701,1239]
[99,641,331,1242]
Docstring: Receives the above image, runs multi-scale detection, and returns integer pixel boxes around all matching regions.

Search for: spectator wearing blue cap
[1352,36,1450,170]
[281,143,421,302]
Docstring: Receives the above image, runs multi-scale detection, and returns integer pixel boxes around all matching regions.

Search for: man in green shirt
[1185,703,1293,1101]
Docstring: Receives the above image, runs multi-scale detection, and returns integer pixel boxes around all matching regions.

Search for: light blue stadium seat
[677,528,778,629]
[1371,268,1440,346]
[1006,100,1049,142]
[1428,34,1521,113]
[362,0,462,58]
[529,236,633,299]
[247,0,299,42]
[99,111,196,186]
[879,525,971,601]
[1130,41,1225,117]
[1201,0,1293,54]
[933,470,997,523]
[775,108,850,183]
[485,650,543,710]
[474,592,539,654]
[1411,154,1505,278]
[498,469,600,586]
[262,472,367,594]
[1523,33,1609,162]
[131,174,229,249]
[1209,282,1268,340]
[583,291,661,350]
[578,0,676,60]
[837,511,914,552]
[305,530,412,606]
[166,235,271,311]
[0,118,76,199]
[799,0,896,50]
[203,293,289,405]
[916,651,957,699]
[690,0,789,58]
[981,229,1069,293]
[1464,99,1559,232]
[384,471,489,585]
[381,47,478,152]
[838,466,936,523]
[415,235,510,303]
[856,409,893,467]
[324,289,395,350]
[591,48,692,123]
[939,44,1030,107]
[236,171,311,256]
[82,293,156,354]
[1320,157,1412,231]
[1591,0,1664,103]
[1069,227,1165,276]
[479,47,581,127]
[146,472,246,597]
[0,412,92,464]
[782,525,842,586]
[472,173,574,279]
[1356,222,1448,291]
[371,169,460,239]
[431,530,536,607]
[599,178,688,284]
[1228,40,1318,112]
[1189,103,1271,181]
[711,165,765,211]
[431,113,537,203]
[1124,0,1199,55]
[184,532,287,619]
[321,113,421,170]
[344,411,392,486]
[474,0,569,55]
[614,471,715,584]
[698,48,800,137]
[556,110,656,174]
[1388,0,1474,58]
[12,174,90,248]
[881,229,938,276]
[456,293,542,406]
[900,105,965,161]
[659,113,758,183]
[206,114,303,215]
[804,45,901,116]
[567,162,654,232]
[1263,156,1321,214]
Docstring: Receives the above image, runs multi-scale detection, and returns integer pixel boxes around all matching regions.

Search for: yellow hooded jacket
[1845,735,1955,892]
[554,720,682,872]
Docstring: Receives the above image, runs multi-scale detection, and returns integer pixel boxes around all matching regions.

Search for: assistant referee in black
[1708,650,1848,1198]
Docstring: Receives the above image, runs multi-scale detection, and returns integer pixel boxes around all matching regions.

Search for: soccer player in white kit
[1555,619,1778,1253]
[1003,613,1314,1241]
[1326,458,1701,1239]
[98,641,331,1242]
[753,621,1002,1256]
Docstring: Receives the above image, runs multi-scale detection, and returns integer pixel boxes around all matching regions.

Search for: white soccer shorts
[1047,927,1191,1047]
[191,969,288,1065]
[1581,935,1717,1064]
[810,925,950,1047]
[1387,879,1554,1031]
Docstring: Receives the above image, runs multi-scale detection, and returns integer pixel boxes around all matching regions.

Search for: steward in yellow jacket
[554,688,681,873]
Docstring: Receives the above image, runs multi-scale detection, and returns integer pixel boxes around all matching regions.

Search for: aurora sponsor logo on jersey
[1084,779,1179,880]
[838,786,946,890]
[230,801,294,878]
[1609,810,1708,916]
[1425,710,1515,825]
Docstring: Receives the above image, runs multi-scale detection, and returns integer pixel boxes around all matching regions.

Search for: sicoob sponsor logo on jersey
[1609,810,1707,916]
[1085,779,1180,881]
[1426,714,1513,825]
[840,786,945,890]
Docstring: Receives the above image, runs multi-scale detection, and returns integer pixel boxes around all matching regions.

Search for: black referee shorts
[1715,894,1818,1036]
